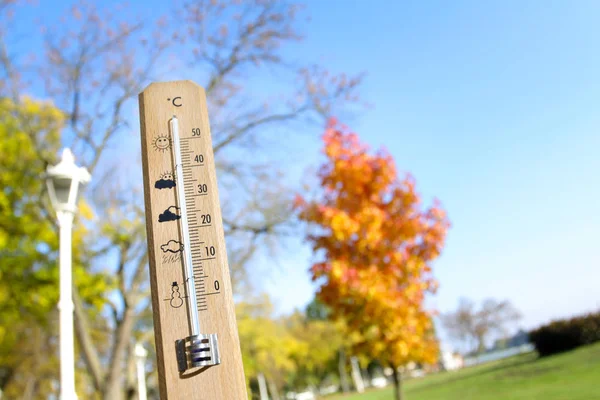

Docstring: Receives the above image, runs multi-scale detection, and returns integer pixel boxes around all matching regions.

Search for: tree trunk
[391,366,403,400]
[338,349,351,393]
[476,335,486,354]
[267,378,280,400]
[257,373,269,400]
[73,289,104,391]
[103,307,137,400]
[23,377,36,400]
[350,356,364,393]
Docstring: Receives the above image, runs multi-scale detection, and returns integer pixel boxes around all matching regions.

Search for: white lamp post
[46,148,91,400]
[134,343,148,400]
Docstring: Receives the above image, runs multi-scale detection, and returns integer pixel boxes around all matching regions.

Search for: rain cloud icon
[161,240,183,253]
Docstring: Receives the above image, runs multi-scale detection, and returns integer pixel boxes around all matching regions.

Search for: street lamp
[134,343,148,400]
[46,148,91,400]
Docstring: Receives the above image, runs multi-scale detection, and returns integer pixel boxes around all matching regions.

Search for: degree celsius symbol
[167,96,182,107]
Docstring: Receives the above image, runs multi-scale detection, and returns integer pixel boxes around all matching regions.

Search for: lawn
[330,342,600,400]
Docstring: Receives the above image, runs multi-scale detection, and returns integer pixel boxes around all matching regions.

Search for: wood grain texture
[139,80,247,399]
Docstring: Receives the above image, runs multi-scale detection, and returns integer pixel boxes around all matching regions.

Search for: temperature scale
[139,81,247,399]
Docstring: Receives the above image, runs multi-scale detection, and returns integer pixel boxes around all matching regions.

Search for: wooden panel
[139,80,247,399]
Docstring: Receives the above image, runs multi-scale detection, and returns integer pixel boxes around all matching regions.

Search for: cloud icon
[161,240,183,253]
[158,206,181,222]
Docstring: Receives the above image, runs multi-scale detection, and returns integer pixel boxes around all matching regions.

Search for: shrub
[529,311,600,357]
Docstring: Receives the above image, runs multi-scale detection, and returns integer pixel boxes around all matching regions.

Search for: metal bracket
[176,333,221,372]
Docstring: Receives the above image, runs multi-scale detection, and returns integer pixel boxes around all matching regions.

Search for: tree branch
[213,107,308,153]
[73,289,104,391]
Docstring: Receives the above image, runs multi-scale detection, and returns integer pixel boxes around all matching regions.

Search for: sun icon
[160,171,174,181]
[154,170,176,190]
[153,134,171,152]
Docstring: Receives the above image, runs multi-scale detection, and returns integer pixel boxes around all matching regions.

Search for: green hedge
[529,311,600,357]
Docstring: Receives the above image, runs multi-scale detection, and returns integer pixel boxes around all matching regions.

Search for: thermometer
[170,115,220,370]
[139,81,247,399]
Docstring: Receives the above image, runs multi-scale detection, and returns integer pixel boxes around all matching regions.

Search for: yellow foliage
[236,296,301,391]
[0,97,114,392]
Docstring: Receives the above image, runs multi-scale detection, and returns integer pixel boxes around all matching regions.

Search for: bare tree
[442,298,522,354]
[1,0,362,398]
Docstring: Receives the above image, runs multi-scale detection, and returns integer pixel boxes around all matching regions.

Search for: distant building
[441,351,464,371]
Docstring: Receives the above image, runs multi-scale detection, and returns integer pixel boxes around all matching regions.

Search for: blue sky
[10,1,600,338]
[263,0,600,331]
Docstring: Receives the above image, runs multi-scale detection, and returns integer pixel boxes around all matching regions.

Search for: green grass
[330,343,600,400]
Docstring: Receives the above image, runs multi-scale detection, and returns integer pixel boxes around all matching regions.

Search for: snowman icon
[168,281,184,308]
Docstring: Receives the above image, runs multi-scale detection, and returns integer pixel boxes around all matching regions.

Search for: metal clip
[176,333,220,372]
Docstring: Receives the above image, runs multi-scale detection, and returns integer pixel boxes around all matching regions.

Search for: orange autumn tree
[296,120,450,400]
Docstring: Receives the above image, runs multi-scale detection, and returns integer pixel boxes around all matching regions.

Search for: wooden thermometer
[138,81,247,399]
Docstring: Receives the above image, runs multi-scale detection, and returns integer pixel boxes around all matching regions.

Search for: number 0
[214,280,220,291]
